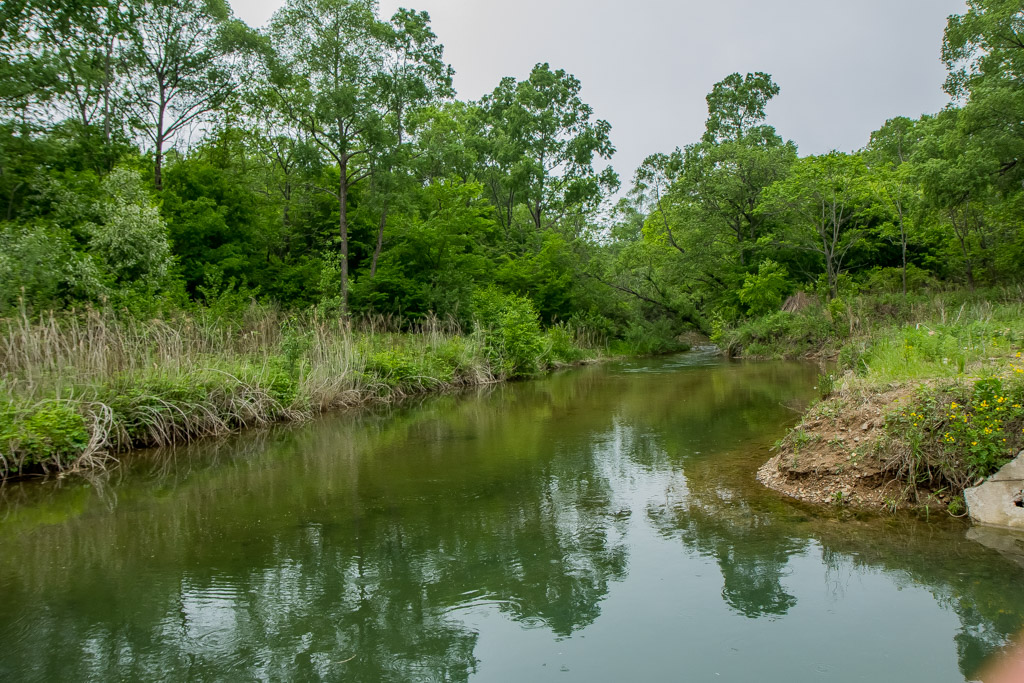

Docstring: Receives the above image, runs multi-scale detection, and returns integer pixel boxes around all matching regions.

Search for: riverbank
[738,292,1024,513]
[1,295,668,480]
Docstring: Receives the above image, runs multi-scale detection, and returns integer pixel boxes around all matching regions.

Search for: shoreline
[1,351,617,484]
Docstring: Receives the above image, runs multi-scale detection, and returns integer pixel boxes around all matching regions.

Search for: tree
[684,73,796,268]
[702,71,780,145]
[760,152,870,299]
[365,8,452,280]
[943,0,1024,187]
[943,0,1024,99]
[914,111,997,291]
[121,0,243,190]
[266,0,449,316]
[867,116,926,295]
[476,63,618,244]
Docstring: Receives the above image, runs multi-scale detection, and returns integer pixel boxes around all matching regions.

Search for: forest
[1,0,1019,329]
[1,0,1023,476]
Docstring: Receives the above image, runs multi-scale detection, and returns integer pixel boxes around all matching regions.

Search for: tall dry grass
[0,306,508,478]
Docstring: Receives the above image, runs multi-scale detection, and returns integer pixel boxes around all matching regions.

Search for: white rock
[965,452,1024,530]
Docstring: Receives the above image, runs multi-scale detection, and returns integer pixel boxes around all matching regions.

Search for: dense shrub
[610,319,689,356]
[0,400,89,472]
[884,374,1024,490]
[739,259,790,316]
[473,288,545,377]
[726,308,836,358]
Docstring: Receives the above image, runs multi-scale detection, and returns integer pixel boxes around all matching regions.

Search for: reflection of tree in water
[0,380,629,681]
[649,430,1024,679]
[647,469,806,619]
[811,518,1024,679]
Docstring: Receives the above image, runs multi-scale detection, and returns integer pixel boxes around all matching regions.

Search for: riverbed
[2,352,1023,681]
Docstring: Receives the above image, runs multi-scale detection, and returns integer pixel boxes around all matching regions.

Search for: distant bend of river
[2,351,1023,682]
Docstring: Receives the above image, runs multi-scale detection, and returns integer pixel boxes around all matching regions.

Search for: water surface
[2,352,1023,681]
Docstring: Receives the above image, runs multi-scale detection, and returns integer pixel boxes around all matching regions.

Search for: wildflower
[951,402,959,409]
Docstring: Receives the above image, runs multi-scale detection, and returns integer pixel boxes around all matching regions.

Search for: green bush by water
[0,400,90,472]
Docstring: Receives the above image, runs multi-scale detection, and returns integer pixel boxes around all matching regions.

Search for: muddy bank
[756,385,953,511]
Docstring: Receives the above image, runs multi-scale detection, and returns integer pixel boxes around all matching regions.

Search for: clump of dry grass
[0,307,536,479]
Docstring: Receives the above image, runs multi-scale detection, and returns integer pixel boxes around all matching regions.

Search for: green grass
[775,289,1024,503]
[0,305,604,478]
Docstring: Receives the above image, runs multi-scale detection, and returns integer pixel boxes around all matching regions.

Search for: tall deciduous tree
[267,0,449,316]
[684,73,796,268]
[867,116,925,295]
[760,152,869,299]
[476,63,618,244]
[366,7,452,279]
[121,0,242,190]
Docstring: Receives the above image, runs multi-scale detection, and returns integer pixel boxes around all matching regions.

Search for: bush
[611,319,688,356]
[727,308,835,358]
[739,259,790,316]
[860,265,939,295]
[473,288,544,377]
[365,348,423,386]
[0,400,89,471]
[542,323,586,365]
[885,375,1024,489]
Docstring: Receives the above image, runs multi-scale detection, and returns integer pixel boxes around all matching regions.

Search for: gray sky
[229,0,967,183]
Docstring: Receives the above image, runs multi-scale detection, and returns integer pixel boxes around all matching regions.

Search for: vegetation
[1,0,1023,479]
[771,292,1024,508]
[0,304,603,476]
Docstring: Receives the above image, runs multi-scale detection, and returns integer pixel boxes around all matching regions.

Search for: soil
[757,384,949,511]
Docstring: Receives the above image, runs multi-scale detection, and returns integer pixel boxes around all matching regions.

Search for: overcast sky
[229,0,968,183]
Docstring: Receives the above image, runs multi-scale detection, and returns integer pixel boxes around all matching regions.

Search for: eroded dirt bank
[756,385,953,511]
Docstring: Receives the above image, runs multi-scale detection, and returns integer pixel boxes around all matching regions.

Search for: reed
[0,304,598,479]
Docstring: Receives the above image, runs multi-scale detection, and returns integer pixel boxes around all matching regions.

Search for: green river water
[2,352,1024,682]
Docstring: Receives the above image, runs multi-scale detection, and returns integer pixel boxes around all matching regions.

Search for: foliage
[0,400,90,472]
[2,0,1024,481]
[472,288,545,378]
[609,318,690,357]
[886,372,1024,490]
[725,308,836,359]
[739,259,790,316]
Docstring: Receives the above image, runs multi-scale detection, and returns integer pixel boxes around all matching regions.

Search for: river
[2,351,1023,681]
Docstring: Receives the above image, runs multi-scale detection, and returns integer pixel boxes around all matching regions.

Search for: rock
[989,451,1024,482]
[861,421,870,432]
[965,453,1024,530]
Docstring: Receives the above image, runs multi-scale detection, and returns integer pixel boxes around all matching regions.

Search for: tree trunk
[103,36,113,168]
[339,161,350,318]
[901,230,908,296]
[370,204,388,278]
[154,136,163,190]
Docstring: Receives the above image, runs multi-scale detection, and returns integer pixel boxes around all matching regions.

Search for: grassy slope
[734,289,1024,511]
[0,307,606,479]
